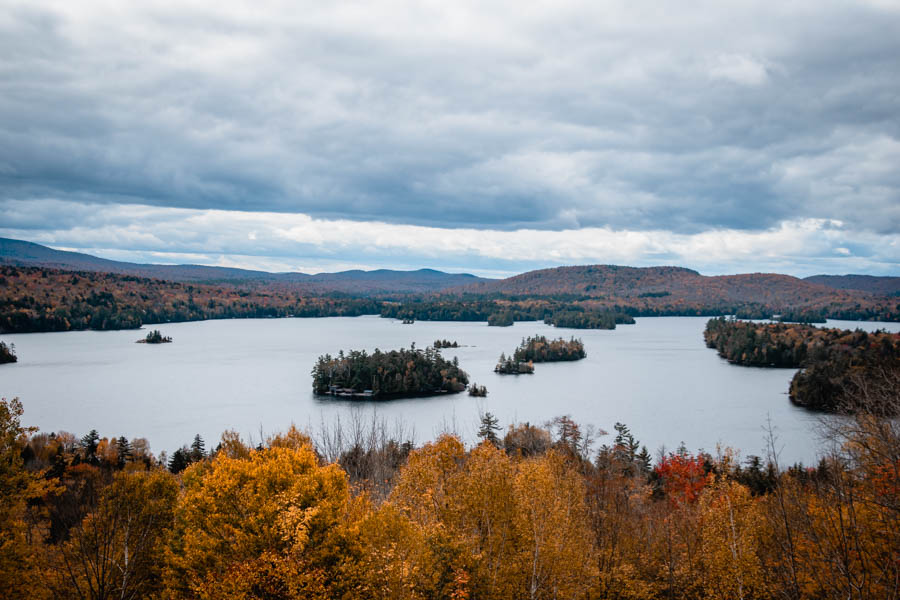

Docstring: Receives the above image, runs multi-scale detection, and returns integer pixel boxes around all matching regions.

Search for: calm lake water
[2,316,898,464]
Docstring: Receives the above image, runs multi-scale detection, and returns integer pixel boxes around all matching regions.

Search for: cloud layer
[1,1,898,274]
[2,199,897,277]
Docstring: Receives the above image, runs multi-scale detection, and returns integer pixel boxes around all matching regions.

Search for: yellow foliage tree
[0,398,56,600]
[343,502,432,600]
[514,450,596,600]
[697,478,769,600]
[163,426,349,599]
[390,438,597,600]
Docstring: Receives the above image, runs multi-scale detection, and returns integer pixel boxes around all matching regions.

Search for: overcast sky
[1,0,898,277]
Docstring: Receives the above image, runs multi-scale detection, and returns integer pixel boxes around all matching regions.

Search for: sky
[1,0,898,278]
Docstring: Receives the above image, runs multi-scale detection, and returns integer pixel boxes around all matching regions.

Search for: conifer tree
[116,436,132,468]
[190,434,206,462]
[478,412,501,447]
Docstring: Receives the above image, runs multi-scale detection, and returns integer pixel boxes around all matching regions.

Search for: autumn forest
[2,393,900,600]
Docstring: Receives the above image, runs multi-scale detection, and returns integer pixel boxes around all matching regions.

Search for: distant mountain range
[1,237,898,304]
[456,264,900,305]
[0,237,485,294]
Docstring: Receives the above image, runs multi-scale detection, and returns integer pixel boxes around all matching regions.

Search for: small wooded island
[433,339,459,348]
[468,383,488,396]
[494,353,535,374]
[0,340,16,364]
[495,335,587,374]
[545,310,634,329]
[137,330,172,344]
[513,335,586,362]
[704,317,900,414]
[312,345,469,399]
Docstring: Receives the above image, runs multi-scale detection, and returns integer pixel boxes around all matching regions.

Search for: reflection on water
[2,316,897,463]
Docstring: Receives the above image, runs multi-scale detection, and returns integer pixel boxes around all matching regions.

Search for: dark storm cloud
[1,0,899,234]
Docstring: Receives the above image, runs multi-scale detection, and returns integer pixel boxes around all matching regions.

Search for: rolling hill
[2,238,898,332]
[454,264,898,320]
[0,237,484,294]
[804,274,900,296]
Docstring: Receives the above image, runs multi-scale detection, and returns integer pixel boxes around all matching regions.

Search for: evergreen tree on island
[312,345,469,398]
[139,330,172,344]
[0,341,16,364]
[494,352,535,375]
[513,335,586,362]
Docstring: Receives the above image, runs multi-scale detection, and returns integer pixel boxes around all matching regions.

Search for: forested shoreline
[0,266,381,334]
[385,299,639,329]
[3,396,899,599]
[2,264,898,336]
[704,318,900,413]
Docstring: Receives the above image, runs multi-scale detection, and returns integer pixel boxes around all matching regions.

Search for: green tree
[80,429,100,465]
[116,436,132,468]
[478,412,502,447]
[190,434,206,462]
[168,448,190,474]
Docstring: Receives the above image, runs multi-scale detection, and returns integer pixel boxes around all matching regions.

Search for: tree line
[3,396,900,599]
[433,339,459,348]
[0,266,382,333]
[704,318,900,413]
[383,298,638,329]
[3,265,897,336]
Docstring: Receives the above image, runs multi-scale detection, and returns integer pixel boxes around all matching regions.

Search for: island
[312,345,469,399]
[704,317,900,414]
[544,310,634,329]
[468,383,488,397]
[513,335,586,362]
[494,352,535,375]
[0,341,16,364]
[137,330,172,344]
[433,339,459,349]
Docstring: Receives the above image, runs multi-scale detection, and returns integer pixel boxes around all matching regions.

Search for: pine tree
[168,448,190,473]
[190,434,206,463]
[637,445,652,473]
[613,422,639,461]
[80,429,100,465]
[477,412,501,447]
[116,436,133,468]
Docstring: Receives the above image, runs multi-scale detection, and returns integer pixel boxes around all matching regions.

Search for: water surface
[2,316,896,464]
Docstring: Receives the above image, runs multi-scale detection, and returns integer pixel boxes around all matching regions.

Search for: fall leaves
[4,394,900,599]
[166,428,348,599]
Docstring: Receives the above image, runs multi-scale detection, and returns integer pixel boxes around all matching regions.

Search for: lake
[2,316,897,465]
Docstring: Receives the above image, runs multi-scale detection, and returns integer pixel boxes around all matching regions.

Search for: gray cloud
[0,0,899,237]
